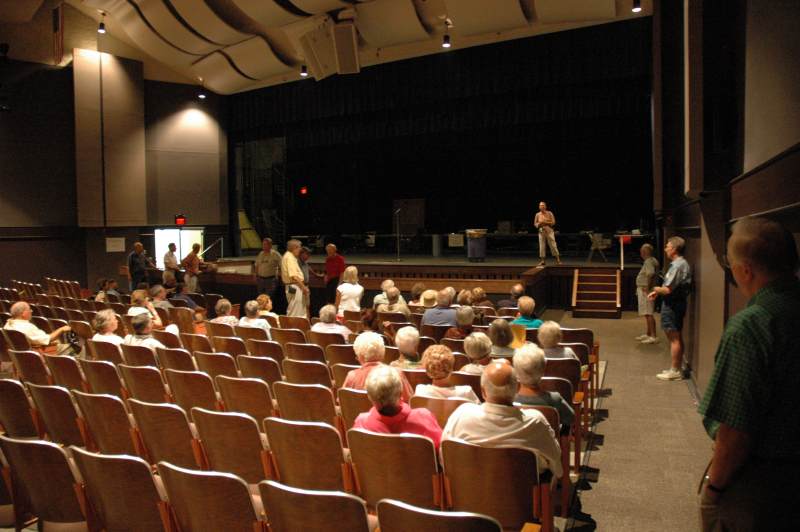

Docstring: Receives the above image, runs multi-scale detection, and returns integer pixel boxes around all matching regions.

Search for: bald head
[9,301,31,319]
[436,289,452,307]
[481,359,519,404]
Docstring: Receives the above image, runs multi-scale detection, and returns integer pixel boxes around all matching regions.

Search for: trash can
[431,234,442,257]
[466,229,488,262]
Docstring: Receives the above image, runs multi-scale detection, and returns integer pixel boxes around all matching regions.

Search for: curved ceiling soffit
[168,0,251,46]
[131,0,220,56]
[224,36,293,80]
[289,0,350,15]
[192,50,255,94]
[230,0,305,29]
[443,0,529,37]
[534,0,617,24]
[355,0,430,48]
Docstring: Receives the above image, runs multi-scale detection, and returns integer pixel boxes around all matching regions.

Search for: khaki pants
[286,286,307,318]
[538,227,559,259]
[185,273,199,293]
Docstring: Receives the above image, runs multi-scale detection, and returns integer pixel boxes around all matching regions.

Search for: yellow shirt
[281,251,303,285]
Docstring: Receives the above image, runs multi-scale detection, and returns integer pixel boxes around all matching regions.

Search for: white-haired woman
[210,299,239,327]
[537,321,578,361]
[239,300,271,337]
[91,309,123,346]
[513,343,574,430]
[344,331,413,401]
[354,365,443,448]
[310,304,352,341]
[390,326,421,369]
[415,345,479,403]
[461,332,492,375]
[335,266,364,318]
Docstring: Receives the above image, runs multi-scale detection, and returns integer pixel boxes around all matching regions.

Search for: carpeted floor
[546,309,711,532]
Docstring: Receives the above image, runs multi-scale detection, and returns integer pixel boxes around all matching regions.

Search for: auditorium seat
[420,324,450,343]
[180,333,213,354]
[44,354,87,391]
[270,327,307,348]
[377,311,408,325]
[152,328,182,349]
[280,315,311,332]
[127,399,197,468]
[521,405,570,517]
[331,364,360,389]
[205,320,235,339]
[0,379,38,438]
[212,336,248,359]
[71,446,165,531]
[68,320,94,344]
[402,369,432,390]
[285,342,326,363]
[235,325,269,342]
[337,388,372,431]
[164,369,220,413]
[79,359,126,399]
[441,337,465,352]
[540,376,581,474]
[384,346,400,365]
[119,364,169,404]
[194,351,239,383]
[88,339,124,365]
[72,390,135,455]
[246,339,284,362]
[157,347,196,371]
[2,329,32,351]
[237,356,283,392]
[497,307,518,317]
[409,396,470,429]
[168,307,195,335]
[26,383,83,446]
[8,349,51,385]
[154,306,171,326]
[449,372,483,402]
[273,382,339,428]
[216,375,276,423]
[348,429,441,510]
[409,314,423,328]
[308,330,345,351]
[376,499,502,532]
[418,336,437,353]
[326,344,358,366]
[283,359,333,388]
[260,480,371,532]
[343,310,361,323]
[121,344,158,367]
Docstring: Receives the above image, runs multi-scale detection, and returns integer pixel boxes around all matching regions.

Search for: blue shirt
[421,307,457,327]
[512,316,543,328]
[173,292,198,310]
[663,256,692,303]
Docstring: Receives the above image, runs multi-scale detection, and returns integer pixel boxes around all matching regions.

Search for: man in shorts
[636,243,660,344]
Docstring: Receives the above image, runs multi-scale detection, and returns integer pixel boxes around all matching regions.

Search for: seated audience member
[421,289,458,327]
[373,279,407,308]
[360,308,381,333]
[123,313,166,351]
[336,266,364,318]
[4,301,71,348]
[150,285,174,310]
[376,286,411,318]
[415,345,480,403]
[172,283,207,322]
[391,326,421,369]
[471,287,495,309]
[344,331,413,401]
[444,306,474,340]
[511,296,543,328]
[444,287,458,306]
[488,318,516,358]
[442,360,562,476]
[210,299,239,326]
[105,279,121,297]
[256,294,278,320]
[94,278,109,302]
[513,343,575,429]
[497,283,525,309]
[311,304,352,341]
[461,332,492,375]
[420,289,437,310]
[456,289,473,307]
[128,288,181,335]
[91,309,124,346]
[537,320,578,361]
[409,283,427,306]
[354,365,443,448]
[162,270,177,293]
[239,300,271,336]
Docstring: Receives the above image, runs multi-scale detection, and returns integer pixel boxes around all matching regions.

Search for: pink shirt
[354,402,443,449]
[343,361,413,402]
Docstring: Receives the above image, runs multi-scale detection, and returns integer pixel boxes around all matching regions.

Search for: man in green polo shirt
[697,217,800,531]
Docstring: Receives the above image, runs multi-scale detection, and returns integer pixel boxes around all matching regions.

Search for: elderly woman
[471,287,495,309]
[311,304,352,341]
[256,294,279,320]
[91,309,124,346]
[513,343,574,430]
[511,296,543,329]
[376,287,410,318]
[354,365,443,448]
[408,283,426,306]
[391,326,421,369]
[461,332,492,375]
[336,265,364,318]
[344,331,413,401]
[537,321,579,361]
[210,299,239,326]
[127,289,164,328]
[488,318,516,358]
[239,300,271,335]
[456,289,473,307]
[415,345,480,403]
[444,306,474,340]
[123,313,166,350]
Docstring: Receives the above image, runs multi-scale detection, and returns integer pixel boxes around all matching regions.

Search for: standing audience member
[421,289,457,327]
[697,217,800,531]
[444,306,474,340]
[635,243,660,343]
[497,283,525,309]
[210,299,239,327]
[461,332,493,375]
[514,344,575,429]
[91,309,123,346]
[128,242,154,290]
[310,304,352,341]
[488,318,516,358]
[256,294,279,320]
[471,287,495,309]
[415,345,480,403]
[324,243,346,304]
[376,287,410,318]
[537,321,579,361]
[123,313,165,350]
[391,326,421,369]
[281,239,309,318]
[511,296,543,328]
[353,366,443,448]
[336,266,364,318]
[4,301,70,348]
[343,332,413,401]
[163,243,180,284]
[442,360,562,476]
[182,243,203,293]
[648,236,692,379]
[408,283,427,306]
[373,280,407,308]
[239,300,271,336]
[255,238,282,300]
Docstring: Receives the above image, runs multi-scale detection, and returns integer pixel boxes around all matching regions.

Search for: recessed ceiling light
[300,65,309,77]
[632,0,642,13]
[442,34,451,48]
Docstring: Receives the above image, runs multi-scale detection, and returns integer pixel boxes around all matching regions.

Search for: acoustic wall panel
[73,50,105,228]
[231,0,304,29]
[133,0,220,55]
[192,52,254,94]
[355,0,429,48]
[170,0,251,45]
[444,0,528,36]
[225,36,292,80]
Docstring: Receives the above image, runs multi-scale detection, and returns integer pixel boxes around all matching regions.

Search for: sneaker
[635,334,649,341]
[537,261,546,267]
[641,336,659,344]
[656,368,683,381]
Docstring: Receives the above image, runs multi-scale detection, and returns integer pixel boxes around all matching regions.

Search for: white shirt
[543,346,579,362]
[311,321,352,341]
[164,251,179,271]
[414,384,480,403]
[239,316,271,335]
[442,402,562,476]
[92,332,124,346]
[123,335,165,351]
[127,306,153,317]
[4,319,50,346]
[336,283,364,316]
[460,363,486,375]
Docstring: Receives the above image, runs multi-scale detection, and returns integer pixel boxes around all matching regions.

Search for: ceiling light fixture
[198,93,206,100]
[632,0,642,13]
[97,13,106,34]
[442,34,451,48]
[300,65,308,77]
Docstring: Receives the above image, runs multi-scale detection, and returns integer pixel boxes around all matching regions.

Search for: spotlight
[442,34,451,48]
[97,20,106,34]
[198,93,206,99]
[632,0,642,13]
[300,65,308,77]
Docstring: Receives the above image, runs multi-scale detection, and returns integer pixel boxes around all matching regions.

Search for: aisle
[544,310,711,532]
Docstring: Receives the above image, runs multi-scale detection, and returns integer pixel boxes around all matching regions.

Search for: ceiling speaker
[298,22,337,80]
[332,21,360,75]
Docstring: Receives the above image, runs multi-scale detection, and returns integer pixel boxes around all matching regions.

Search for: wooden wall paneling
[73,49,105,227]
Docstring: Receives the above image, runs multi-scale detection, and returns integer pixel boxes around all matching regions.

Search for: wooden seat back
[205,320,235,339]
[235,325,269,342]
[26,382,83,446]
[164,369,219,413]
[71,390,135,454]
[151,328,182,349]
[285,342,326,363]
[8,349,50,385]
[270,327,307,348]
[119,364,168,404]
[331,363,360,389]
[279,315,311,331]
[69,320,94,341]
[168,307,195,335]
[308,330,346,351]
[409,396,470,429]
[420,324,450,342]
[79,358,126,399]
[259,479,370,532]
[440,337,465,352]
[449,372,483,401]
[0,379,38,437]
[282,359,332,388]
[194,351,238,382]
[44,354,85,391]
[337,388,372,430]
[192,407,267,484]
[127,398,196,468]
[216,375,275,423]
[2,328,32,351]
[237,355,283,391]
[545,358,581,392]
[560,342,590,366]
[157,347,196,371]
[121,344,158,367]
[88,339,124,365]
[376,499,501,532]
[402,368,432,390]
[212,336,248,358]
[326,344,358,366]
[180,333,213,354]
[246,339,284,362]
[272,382,338,427]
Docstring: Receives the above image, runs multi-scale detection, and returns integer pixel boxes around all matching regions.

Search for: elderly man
[443,360,562,477]
[354,365,443,448]
[281,239,309,318]
[421,289,457,327]
[310,304,352,341]
[534,201,561,266]
[373,279,407,308]
[122,313,165,351]
[497,283,525,309]
[391,326,421,369]
[255,237,282,299]
[648,236,692,379]
[344,331,413,401]
[150,284,174,311]
[697,217,800,532]
[635,243,660,343]
[163,243,180,285]
[376,286,410,318]
[511,296,543,328]
[128,242,154,290]
[324,243,346,304]
[4,301,71,349]
[514,343,575,430]
[182,243,203,293]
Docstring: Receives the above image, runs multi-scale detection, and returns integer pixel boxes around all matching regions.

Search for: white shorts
[637,288,655,316]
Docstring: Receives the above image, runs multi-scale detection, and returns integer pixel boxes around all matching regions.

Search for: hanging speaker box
[332,22,360,75]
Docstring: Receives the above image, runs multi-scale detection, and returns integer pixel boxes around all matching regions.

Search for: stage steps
[571,267,621,319]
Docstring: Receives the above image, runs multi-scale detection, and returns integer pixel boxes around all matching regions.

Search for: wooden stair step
[575,301,618,310]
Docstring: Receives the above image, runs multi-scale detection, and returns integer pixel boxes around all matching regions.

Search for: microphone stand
[394,208,402,262]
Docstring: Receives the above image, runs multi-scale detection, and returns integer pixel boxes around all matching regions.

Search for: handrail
[615,269,621,309]
[571,269,579,308]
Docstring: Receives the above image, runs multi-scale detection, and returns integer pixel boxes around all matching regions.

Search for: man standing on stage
[255,237,282,298]
[324,243,346,304]
[534,201,561,266]
[281,239,309,317]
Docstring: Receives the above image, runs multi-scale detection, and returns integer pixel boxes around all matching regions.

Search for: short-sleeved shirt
[182,253,200,275]
[128,251,148,277]
[421,307,457,327]
[164,251,179,271]
[325,254,346,280]
[662,256,691,303]
[4,319,50,346]
[636,256,659,288]
[512,316,543,328]
[337,283,364,316]
[698,278,800,462]
[255,249,282,278]
[280,252,303,285]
